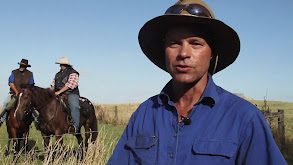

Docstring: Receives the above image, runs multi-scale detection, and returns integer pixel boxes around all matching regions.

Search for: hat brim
[18,62,31,67]
[138,14,240,74]
[55,62,72,66]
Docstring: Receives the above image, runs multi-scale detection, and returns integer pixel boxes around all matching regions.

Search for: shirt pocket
[191,139,238,164]
[126,135,158,165]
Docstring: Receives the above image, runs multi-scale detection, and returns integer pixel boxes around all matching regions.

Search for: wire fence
[0,126,121,161]
[263,109,286,152]
[0,130,101,142]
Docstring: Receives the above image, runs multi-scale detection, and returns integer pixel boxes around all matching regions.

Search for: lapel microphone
[180,115,192,125]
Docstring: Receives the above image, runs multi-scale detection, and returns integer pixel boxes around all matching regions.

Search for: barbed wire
[2,142,101,159]
[0,128,120,158]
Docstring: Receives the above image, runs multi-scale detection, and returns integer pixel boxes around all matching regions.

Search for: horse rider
[0,59,34,127]
[51,57,80,133]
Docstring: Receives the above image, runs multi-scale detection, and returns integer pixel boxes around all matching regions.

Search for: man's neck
[172,73,209,116]
[19,68,26,72]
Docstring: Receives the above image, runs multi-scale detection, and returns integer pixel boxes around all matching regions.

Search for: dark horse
[14,84,98,153]
[6,95,33,157]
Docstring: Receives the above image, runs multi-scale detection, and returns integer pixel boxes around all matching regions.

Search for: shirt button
[170,153,174,158]
[174,133,177,137]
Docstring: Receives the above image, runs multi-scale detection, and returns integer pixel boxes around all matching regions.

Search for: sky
[0,0,292,104]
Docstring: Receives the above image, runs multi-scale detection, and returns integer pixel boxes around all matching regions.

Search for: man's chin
[171,74,206,86]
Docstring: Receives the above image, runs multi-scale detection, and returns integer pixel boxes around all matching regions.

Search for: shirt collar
[18,68,27,73]
[158,74,219,108]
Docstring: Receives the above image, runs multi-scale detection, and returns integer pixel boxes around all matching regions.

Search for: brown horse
[5,95,33,157]
[14,84,98,153]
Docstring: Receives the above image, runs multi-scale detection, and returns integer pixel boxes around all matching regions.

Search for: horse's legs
[42,133,51,150]
[14,132,23,162]
[5,139,11,156]
[9,128,19,155]
[55,135,63,148]
[75,132,84,159]
[16,138,21,153]
[90,116,98,143]
[84,124,90,151]
[23,132,30,155]
[12,138,19,161]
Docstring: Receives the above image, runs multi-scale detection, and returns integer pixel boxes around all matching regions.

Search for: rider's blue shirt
[107,74,286,165]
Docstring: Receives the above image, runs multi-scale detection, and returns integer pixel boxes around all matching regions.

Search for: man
[107,0,287,164]
[51,57,80,133]
[0,59,34,127]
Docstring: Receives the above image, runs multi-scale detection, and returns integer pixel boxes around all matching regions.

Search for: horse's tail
[90,113,98,142]
[88,100,98,142]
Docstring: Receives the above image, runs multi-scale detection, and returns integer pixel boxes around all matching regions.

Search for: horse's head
[14,84,34,121]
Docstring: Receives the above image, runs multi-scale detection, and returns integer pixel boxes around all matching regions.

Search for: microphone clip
[180,115,192,125]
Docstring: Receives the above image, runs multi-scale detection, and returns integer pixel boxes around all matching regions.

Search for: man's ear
[209,54,218,75]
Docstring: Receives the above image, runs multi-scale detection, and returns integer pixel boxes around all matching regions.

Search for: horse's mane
[33,86,56,103]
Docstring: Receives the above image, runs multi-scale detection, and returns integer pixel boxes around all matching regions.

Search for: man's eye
[168,42,180,47]
[191,42,201,45]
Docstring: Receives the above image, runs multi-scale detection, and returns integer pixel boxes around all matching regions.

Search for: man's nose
[177,43,190,60]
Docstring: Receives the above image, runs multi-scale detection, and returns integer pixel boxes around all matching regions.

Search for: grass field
[0,99,292,164]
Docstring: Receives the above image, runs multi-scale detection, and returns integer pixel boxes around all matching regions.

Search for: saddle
[59,95,91,124]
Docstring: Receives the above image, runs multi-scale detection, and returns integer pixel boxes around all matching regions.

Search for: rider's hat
[55,57,72,66]
[18,59,31,67]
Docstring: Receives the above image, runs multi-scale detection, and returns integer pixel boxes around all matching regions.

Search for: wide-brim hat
[55,57,71,66]
[18,59,31,67]
[138,0,240,74]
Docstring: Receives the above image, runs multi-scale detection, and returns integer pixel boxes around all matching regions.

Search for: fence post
[278,109,285,151]
[114,106,118,122]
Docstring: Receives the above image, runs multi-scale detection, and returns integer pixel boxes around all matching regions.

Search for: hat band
[165,4,212,18]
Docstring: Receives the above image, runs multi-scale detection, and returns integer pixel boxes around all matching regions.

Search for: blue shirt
[9,71,34,84]
[107,75,286,165]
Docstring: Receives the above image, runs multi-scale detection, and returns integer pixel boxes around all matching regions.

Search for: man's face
[60,64,67,70]
[19,65,27,71]
[164,26,212,85]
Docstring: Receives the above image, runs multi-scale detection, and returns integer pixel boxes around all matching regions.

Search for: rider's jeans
[68,93,80,129]
[0,94,13,120]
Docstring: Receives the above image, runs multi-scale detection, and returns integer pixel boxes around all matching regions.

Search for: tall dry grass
[95,103,140,126]
[0,126,118,165]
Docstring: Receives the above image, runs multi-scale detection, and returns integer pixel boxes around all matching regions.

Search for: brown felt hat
[18,59,31,67]
[138,0,240,74]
